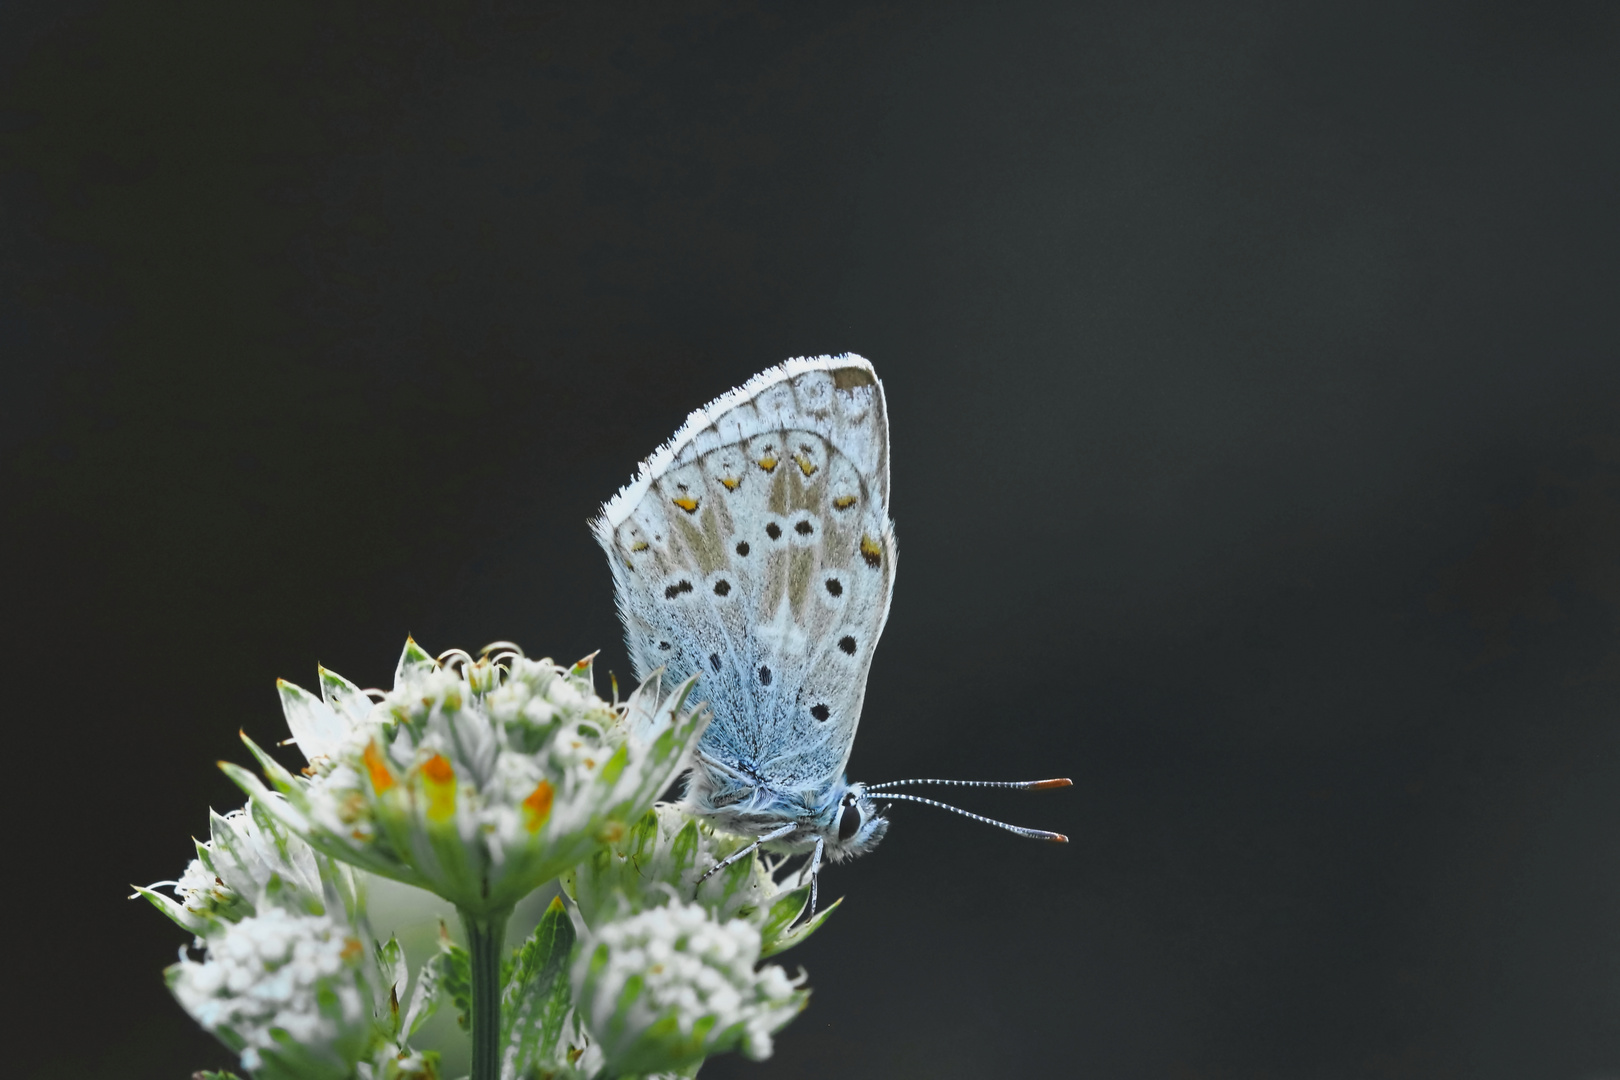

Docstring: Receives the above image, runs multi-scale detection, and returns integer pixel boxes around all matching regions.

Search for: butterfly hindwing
[594,355,895,790]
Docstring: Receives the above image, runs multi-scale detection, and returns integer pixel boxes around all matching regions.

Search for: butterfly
[592,354,1068,913]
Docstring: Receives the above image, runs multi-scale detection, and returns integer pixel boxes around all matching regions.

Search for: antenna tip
[1049,833,1070,843]
[1031,778,1072,789]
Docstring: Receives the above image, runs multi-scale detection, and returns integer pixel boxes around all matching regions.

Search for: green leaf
[401,945,448,1039]
[500,895,578,1077]
[374,935,408,1036]
[435,926,473,1032]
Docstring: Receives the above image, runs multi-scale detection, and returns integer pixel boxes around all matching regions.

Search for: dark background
[6,2,1620,1077]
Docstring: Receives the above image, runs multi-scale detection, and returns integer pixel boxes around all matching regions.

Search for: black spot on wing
[713,579,730,596]
[710,653,721,672]
[736,541,750,556]
[664,580,693,599]
[758,665,772,686]
[824,577,842,597]
[838,635,856,655]
[810,703,830,721]
[766,523,782,541]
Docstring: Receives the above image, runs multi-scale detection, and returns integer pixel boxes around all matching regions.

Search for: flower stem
[460,907,513,1080]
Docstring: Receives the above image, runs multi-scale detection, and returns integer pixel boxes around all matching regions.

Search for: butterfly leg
[803,836,825,919]
[698,822,797,884]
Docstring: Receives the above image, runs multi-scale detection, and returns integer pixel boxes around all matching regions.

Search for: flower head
[139,801,449,1078]
[565,803,839,958]
[572,900,807,1077]
[166,907,376,1080]
[134,800,358,938]
[224,640,708,917]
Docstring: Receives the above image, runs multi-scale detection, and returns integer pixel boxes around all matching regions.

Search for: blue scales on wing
[592,355,897,799]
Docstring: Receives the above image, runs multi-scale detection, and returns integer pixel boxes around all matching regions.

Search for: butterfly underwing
[593,354,1065,910]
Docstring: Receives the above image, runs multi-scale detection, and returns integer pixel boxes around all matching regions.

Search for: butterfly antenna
[865,777,1072,791]
[868,791,1068,842]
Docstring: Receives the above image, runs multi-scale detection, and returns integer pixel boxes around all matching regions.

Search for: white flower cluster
[227,641,707,918]
[565,803,838,959]
[573,900,807,1076]
[151,636,822,1080]
[167,907,373,1076]
[136,799,356,943]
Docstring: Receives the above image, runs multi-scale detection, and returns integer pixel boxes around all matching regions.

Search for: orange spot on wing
[362,741,396,794]
[794,453,818,477]
[832,494,858,511]
[757,455,777,472]
[719,476,741,491]
[860,535,883,568]
[523,779,554,833]
[671,495,700,513]
[629,541,649,552]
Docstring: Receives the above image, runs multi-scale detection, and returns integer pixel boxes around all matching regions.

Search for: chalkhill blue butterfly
[593,354,1068,913]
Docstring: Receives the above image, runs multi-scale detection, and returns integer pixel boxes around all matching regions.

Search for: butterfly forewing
[594,355,896,790]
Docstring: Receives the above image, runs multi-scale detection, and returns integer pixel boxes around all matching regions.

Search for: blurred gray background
[6,2,1620,1077]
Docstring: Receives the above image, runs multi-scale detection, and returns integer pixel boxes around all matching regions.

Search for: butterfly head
[822,782,888,862]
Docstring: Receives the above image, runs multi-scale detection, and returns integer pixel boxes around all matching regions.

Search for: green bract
[223,641,708,919]
[135,800,360,937]
[565,804,840,958]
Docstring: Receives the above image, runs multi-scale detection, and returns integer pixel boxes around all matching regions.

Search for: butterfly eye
[838,799,862,843]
